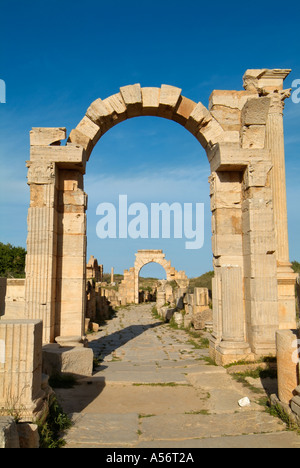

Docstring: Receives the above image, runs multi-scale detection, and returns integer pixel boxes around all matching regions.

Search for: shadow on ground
[89,320,162,360]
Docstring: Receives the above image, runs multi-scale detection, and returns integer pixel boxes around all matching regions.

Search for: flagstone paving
[55,303,300,449]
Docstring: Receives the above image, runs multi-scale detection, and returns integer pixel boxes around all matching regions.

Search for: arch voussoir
[120,83,143,117]
[68,84,222,158]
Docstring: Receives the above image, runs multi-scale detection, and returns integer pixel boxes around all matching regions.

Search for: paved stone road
[56,303,300,448]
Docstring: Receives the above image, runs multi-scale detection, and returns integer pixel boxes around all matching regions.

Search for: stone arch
[117,250,188,305]
[67,84,225,159]
[25,69,297,366]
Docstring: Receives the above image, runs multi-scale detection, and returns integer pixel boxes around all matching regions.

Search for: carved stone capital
[262,88,291,114]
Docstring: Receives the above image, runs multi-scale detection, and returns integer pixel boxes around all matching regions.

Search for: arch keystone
[141,87,161,116]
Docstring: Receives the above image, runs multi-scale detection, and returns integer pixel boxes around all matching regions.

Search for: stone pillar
[265,91,297,330]
[111,267,114,284]
[243,69,297,330]
[55,169,87,343]
[0,320,45,419]
[276,329,299,405]
[216,266,251,364]
[209,169,251,363]
[25,161,58,344]
[242,161,279,356]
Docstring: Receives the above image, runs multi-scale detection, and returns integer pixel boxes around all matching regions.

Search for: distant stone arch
[118,250,188,305]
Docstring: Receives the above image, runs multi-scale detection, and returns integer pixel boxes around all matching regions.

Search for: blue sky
[0,0,300,278]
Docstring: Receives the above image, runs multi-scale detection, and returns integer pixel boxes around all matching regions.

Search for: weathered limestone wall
[86,255,103,282]
[85,279,120,328]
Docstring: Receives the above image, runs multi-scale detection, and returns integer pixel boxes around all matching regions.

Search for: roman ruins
[1,68,300,441]
[24,68,297,361]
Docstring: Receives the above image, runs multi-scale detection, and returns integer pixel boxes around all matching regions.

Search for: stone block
[0,417,20,448]
[242,125,266,149]
[158,85,182,118]
[195,117,224,148]
[244,277,278,302]
[56,256,85,280]
[276,329,299,405]
[193,309,213,330]
[0,320,44,418]
[185,102,210,134]
[75,116,102,144]
[173,96,197,126]
[210,105,241,131]
[42,344,93,378]
[207,143,247,172]
[68,129,93,157]
[103,93,127,121]
[212,233,243,257]
[244,161,272,189]
[242,97,270,125]
[86,98,115,129]
[212,208,242,235]
[244,254,277,278]
[3,279,25,320]
[173,312,184,327]
[17,423,39,448]
[141,87,160,115]
[0,278,7,317]
[193,288,209,307]
[209,89,256,111]
[243,69,291,92]
[61,212,86,235]
[30,128,66,146]
[120,84,142,117]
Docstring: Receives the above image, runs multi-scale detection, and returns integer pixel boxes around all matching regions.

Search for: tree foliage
[292,261,300,274]
[0,242,26,278]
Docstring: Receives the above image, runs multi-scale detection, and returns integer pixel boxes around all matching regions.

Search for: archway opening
[85,115,212,282]
[138,262,167,304]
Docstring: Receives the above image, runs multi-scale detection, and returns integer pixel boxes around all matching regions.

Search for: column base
[209,336,253,366]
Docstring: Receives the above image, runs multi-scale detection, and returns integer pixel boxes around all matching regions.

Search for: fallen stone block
[193,309,213,330]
